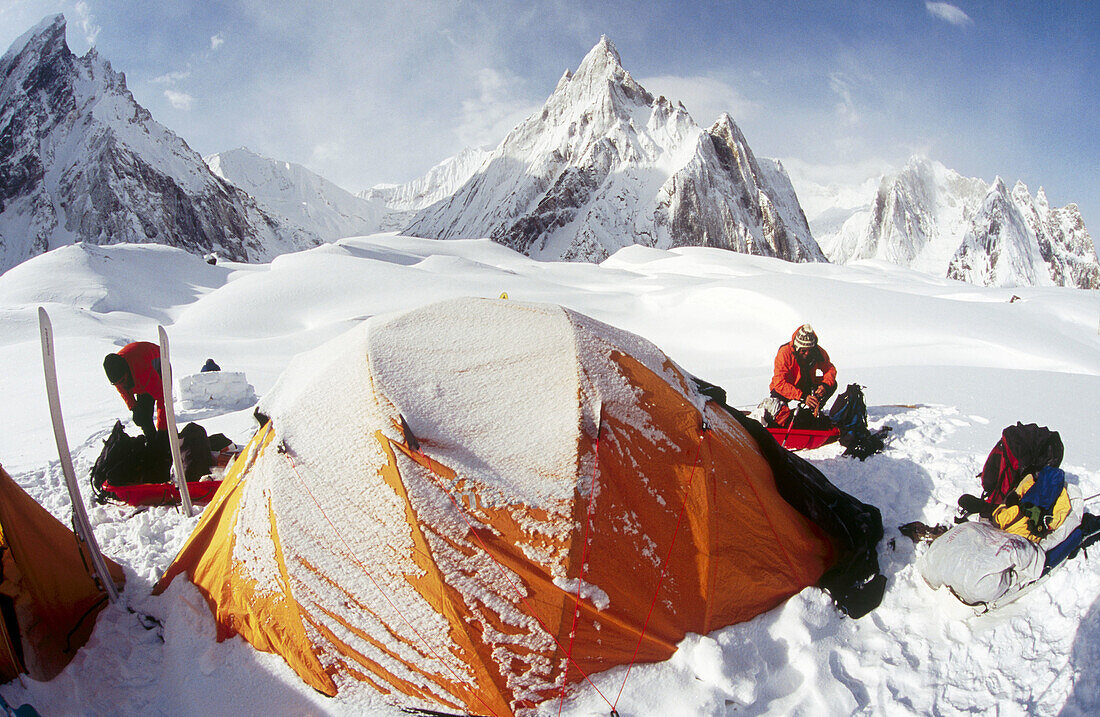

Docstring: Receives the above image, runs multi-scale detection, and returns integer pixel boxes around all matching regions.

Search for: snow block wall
[178,371,257,412]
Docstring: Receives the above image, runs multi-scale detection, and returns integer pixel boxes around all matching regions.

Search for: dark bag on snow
[828,384,888,461]
[979,422,1063,506]
[90,421,171,500]
[90,421,213,502]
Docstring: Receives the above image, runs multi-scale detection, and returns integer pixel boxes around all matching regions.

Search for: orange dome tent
[157,298,881,716]
[0,464,125,683]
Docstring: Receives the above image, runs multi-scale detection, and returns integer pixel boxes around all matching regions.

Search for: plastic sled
[101,479,223,507]
[767,426,840,451]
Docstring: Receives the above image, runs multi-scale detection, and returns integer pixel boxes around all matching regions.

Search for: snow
[205,148,389,241]
[1,235,1098,716]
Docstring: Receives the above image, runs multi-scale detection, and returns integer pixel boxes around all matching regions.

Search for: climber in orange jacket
[103,341,167,439]
[769,324,837,415]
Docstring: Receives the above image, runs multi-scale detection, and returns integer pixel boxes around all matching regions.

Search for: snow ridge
[404,37,824,263]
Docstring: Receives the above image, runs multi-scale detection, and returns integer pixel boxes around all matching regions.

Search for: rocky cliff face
[0,15,315,274]
[816,157,1098,288]
[405,37,824,263]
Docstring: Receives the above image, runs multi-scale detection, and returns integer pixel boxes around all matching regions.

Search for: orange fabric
[155,425,338,695]
[769,331,837,402]
[157,352,835,715]
[0,464,125,682]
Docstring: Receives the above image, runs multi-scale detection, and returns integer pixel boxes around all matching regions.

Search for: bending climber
[103,342,166,440]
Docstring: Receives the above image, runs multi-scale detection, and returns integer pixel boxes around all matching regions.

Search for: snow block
[178,371,257,411]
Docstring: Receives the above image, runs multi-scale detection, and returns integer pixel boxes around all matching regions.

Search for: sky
[1,0,1097,225]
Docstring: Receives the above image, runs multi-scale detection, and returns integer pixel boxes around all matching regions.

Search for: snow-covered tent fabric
[157,298,851,715]
[0,464,125,682]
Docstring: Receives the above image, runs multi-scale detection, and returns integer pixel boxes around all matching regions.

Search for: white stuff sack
[918,521,1045,605]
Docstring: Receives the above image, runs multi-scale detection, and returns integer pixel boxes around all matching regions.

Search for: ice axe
[782,402,802,447]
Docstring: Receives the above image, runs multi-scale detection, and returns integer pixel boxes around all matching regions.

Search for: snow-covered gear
[919,521,1044,605]
[155,298,884,715]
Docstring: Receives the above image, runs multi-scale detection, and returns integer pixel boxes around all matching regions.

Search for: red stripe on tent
[279,442,505,717]
[613,425,709,711]
[558,411,604,716]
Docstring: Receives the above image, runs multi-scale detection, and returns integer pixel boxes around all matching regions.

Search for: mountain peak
[404,38,821,264]
[710,113,747,142]
[581,35,621,69]
[2,14,67,67]
[571,36,644,97]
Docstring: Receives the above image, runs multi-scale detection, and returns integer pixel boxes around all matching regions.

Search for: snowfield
[0,235,1097,716]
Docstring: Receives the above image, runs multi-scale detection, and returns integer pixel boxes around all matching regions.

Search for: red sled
[101,480,223,507]
[767,426,840,451]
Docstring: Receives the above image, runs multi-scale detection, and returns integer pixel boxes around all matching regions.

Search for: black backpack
[828,384,889,461]
[979,422,1063,505]
[90,421,171,502]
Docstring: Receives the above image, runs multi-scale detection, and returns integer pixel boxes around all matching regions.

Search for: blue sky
[2,1,1097,224]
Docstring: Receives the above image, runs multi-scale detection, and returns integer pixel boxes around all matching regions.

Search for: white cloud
[828,72,860,126]
[210,33,225,51]
[456,68,539,149]
[640,75,761,125]
[153,70,191,84]
[163,89,194,110]
[925,2,974,27]
[73,2,100,45]
[308,141,343,168]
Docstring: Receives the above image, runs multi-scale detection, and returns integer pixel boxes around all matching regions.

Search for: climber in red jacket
[103,341,167,439]
[769,324,837,419]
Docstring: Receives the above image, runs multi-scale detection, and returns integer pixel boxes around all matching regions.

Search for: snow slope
[205,148,390,243]
[0,236,1098,716]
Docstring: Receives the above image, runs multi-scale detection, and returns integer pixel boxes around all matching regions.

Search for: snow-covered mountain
[357,146,492,232]
[0,15,316,275]
[812,157,1098,288]
[205,148,387,242]
[361,146,490,211]
[405,37,824,263]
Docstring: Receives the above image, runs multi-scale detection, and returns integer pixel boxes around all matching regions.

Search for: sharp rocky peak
[563,36,653,108]
[0,13,317,273]
[4,14,66,58]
